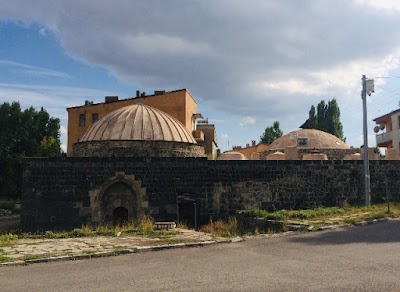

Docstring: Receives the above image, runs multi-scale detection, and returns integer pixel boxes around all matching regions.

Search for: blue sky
[2,1,400,152]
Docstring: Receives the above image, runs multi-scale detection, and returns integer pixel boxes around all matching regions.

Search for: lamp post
[361,75,374,206]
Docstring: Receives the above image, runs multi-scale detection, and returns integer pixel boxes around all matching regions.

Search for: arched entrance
[101,181,138,226]
[113,206,128,226]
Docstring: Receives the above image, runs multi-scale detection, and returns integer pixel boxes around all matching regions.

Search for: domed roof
[217,151,248,160]
[80,104,196,144]
[269,129,349,150]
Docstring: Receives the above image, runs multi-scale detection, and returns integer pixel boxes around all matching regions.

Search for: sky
[2,0,400,152]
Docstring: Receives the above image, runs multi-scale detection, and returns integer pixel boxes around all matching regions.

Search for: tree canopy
[0,101,62,199]
[300,99,345,141]
[260,121,283,144]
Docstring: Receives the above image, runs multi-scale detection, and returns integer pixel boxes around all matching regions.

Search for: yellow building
[232,141,268,160]
[373,108,400,149]
[66,89,205,156]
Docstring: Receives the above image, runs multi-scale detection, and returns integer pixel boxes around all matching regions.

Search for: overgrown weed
[200,217,238,237]
[0,233,17,247]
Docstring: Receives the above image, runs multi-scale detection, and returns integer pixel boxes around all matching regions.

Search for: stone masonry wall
[72,140,205,158]
[21,158,400,232]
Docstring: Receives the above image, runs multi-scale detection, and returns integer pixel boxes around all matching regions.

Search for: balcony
[376,131,393,147]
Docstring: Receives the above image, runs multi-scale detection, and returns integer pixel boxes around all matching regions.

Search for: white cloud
[353,0,400,11]
[60,125,67,135]
[221,133,229,139]
[0,60,71,79]
[38,27,47,36]
[257,50,400,97]
[240,116,256,128]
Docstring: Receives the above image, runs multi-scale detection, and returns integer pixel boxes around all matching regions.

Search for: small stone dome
[218,151,248,160]
[80,104,196,144]
[269,129,349,150]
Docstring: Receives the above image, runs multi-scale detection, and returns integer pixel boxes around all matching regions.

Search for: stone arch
[89,172,148,225]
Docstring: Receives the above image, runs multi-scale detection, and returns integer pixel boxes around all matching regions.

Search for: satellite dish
[374,126,380,133]
[379,124,385,131]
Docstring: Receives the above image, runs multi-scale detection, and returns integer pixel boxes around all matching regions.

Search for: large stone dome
[72,104,205,158]
[80,104,196,144]
[269,129,349,150]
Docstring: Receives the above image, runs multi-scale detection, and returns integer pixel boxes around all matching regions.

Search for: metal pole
[361,75,371,206]
[193,203,197,230]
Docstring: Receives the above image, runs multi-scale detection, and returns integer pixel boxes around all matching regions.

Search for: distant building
[373,109,400,160]
[231,129,361,160]
[196,124,218,160]
[373,109,400,149]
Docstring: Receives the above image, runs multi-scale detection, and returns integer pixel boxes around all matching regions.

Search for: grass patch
[0,233,17,247]
[244,203,400,226]
[40,216,177,239]
[244,203,400,220]
[0,255,13,263]
[200,217,238,238]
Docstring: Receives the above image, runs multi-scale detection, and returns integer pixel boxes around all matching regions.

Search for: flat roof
[66,88,191,110]
[373,108,400,122]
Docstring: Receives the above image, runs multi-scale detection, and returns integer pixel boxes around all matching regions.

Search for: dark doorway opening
[113,207,128,226]
[178,201,197,229]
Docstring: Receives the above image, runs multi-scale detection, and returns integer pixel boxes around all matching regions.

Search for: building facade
[373,109,400,150]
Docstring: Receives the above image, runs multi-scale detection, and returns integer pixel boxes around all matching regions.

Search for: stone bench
[154,222,176,230]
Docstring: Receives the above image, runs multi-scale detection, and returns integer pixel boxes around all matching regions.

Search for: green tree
[0,101,62,199]
[37,136,62,157]
[260,121,283,144]
[300,99,345,141]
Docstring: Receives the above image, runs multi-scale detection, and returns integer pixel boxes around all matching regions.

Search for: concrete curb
[0,218,389,267]
[0,237,240,267]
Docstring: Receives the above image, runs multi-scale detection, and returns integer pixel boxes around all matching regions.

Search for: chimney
[246,143,250,148]
[140,92,146,97]
[105,96,118,103]
[154,90,166,95]
[252,140,256,146]
[136,90,140,97]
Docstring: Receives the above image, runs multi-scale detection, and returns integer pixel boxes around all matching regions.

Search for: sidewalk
[0,228,237,266]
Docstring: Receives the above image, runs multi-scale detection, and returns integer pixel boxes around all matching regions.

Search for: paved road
[2,219,400,292]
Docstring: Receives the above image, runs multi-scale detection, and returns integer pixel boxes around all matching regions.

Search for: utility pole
[361,75,373,206]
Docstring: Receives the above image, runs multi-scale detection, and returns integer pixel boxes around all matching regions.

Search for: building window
[92,113,99,124]
[297,138,308,146]
[79,114,86,127]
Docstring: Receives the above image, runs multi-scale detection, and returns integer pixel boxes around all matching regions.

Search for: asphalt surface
[2,219,400,292]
